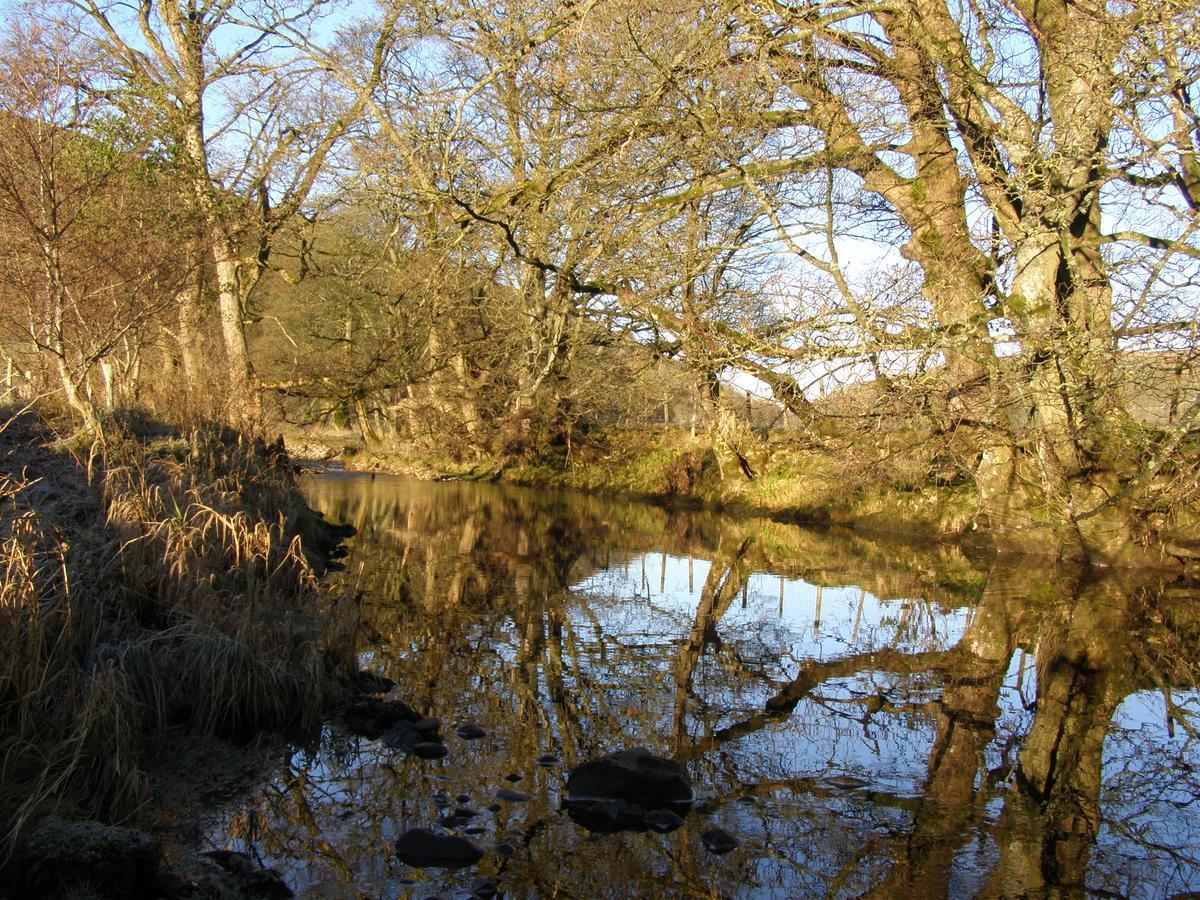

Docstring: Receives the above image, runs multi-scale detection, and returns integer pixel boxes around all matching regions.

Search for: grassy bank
[327,427,981,543]
[316,425,1200,570]
[0,411,357,857]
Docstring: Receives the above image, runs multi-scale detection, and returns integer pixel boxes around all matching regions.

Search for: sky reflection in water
[199,472,1200,898]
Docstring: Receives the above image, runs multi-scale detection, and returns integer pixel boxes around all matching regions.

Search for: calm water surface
[201,472,1200,898]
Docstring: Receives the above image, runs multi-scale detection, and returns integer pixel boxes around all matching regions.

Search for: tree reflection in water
[201,472,1200,898]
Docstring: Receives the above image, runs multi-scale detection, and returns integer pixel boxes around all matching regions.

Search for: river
[197,471,1200,898]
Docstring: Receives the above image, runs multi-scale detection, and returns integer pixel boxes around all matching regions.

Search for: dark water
[201,471,1200,898]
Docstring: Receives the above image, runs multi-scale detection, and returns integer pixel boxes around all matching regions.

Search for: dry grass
[0,412,354,857]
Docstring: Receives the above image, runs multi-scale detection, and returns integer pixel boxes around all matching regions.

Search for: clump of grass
[0,414,355,857]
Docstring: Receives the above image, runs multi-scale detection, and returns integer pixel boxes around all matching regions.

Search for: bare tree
[0,17,189,431]
[60,0,395,426]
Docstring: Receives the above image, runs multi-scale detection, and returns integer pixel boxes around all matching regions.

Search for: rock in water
[381,720,422,750]
[643,808,686,833]
[8,819,162,900]
[566,747,693,805]
[700,827,740,855]
[344,699,418,738]
[349,670,395,695]
[495,788,532,803]
[394,829,484,869]
[412,741,449,759]
[202,851,293,899]
[470,876,500,898]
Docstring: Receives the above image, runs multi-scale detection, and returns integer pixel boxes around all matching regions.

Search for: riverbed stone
[643,808,686,833]
[349,670,396,695]
[344,699,418,738]
[470,876,500,898]
[381,719,422,750]
[8,819,163,900]
[566,747,693,805]
[394,829,484,869]
[496,788,532,803]
[700,827,739,854]
[565,798,651,833]
[201,850,293,899]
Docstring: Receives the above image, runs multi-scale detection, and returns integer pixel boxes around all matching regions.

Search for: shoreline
[289,434,1198,574]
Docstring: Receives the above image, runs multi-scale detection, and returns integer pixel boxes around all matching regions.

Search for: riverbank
[296,426,1200,572]
[0,410,360,895]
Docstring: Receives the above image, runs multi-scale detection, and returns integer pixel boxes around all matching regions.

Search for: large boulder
[565,747,693,806]
[6,819,162,900]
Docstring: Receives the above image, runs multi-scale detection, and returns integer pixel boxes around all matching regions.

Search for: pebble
[700,827,739,855]
[496,789,532,803]
[643,808,685,833]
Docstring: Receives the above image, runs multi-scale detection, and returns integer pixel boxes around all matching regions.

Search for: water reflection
[204,472,1200,898]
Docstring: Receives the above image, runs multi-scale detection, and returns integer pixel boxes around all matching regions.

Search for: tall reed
[0,416,354,857]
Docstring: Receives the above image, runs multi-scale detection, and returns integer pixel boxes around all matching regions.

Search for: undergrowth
[0,412,356,857]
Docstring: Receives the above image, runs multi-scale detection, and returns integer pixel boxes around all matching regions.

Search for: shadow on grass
[0,406,358,858]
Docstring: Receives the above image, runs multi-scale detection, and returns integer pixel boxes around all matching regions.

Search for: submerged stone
[643,808,686,833]
[496,788,532,803]
[700,827,739,855]
[413,717,441,736]
[202,850,293,899]
[470,876,500,898]
[349,670,395,695]
[344,699,417,738]
[381,720,422,750]
[566,747,693,805]
[394,829,483,869]
[566,798,652,834]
